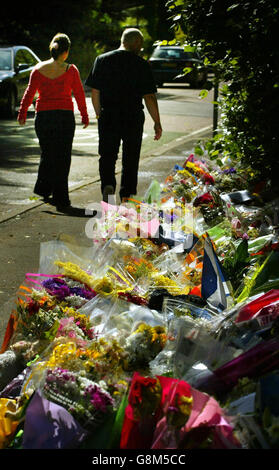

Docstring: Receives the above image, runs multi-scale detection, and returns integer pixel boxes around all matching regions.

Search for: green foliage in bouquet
[222,239,251,293]
[237,251,279,303]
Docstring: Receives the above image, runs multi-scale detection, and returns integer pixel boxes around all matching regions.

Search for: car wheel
[5,88,17,119]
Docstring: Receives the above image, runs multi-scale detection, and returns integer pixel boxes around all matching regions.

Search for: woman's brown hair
[49,33,71,60]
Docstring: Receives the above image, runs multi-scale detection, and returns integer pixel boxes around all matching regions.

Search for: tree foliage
[167,0,279,187]
[0,0,172,78]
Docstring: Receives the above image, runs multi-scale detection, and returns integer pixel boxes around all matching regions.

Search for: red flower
[27,299,40,315]
[202,173,215,184]
[193,192,214,207]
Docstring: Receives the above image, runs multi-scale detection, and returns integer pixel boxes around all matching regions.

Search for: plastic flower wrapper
[169,173,200,204]
[38,238,94,273]
[143,179,162,204]
[151,258,193,297]
[141,238,199,297]
[119,248,191,300]
[173,236,206,298]
[102,237,141,265]
[224,202,264,239]
[235,289,279,325]
[162,297,216,325]
[156,202,201,253]
[102,302,164,343]
[78,294,148,342]
[89,259,150,302]
[168,315,238,381]
[161,167,201,205]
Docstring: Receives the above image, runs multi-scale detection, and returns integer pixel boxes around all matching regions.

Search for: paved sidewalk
[0,127,212,346]
[0,85,214,222]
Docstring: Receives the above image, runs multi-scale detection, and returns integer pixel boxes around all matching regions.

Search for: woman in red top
[18,33,89,213]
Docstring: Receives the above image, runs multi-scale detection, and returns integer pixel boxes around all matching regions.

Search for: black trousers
[98,109,145,200]
[34,110,75,206]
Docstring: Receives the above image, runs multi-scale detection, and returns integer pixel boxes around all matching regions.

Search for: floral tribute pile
[1,147,279,450]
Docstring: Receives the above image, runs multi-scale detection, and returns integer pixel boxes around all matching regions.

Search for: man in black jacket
[85,28,162,203]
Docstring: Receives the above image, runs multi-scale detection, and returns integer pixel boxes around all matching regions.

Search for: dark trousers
[98,109,145,199]
[34,110,75,206]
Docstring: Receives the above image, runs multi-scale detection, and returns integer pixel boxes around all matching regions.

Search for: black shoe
[34,188,52,198]
[102,185,115,204]
[43,195,56,205]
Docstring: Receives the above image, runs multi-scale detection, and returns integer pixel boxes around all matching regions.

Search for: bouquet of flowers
[21,334,129,402]
[125,323,167,370]
[120,372,239,449]
[41,367,115,430]
[213,168,247,193]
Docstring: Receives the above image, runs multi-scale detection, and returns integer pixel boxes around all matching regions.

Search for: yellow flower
[46,341,77,368]
[55,261,95,288]
[179,395,193,417]
[93,276,114,295]
[0,399,19,449]
[151,273,181,295]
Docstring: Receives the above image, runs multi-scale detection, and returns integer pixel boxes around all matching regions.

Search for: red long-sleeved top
[18,64,89,125]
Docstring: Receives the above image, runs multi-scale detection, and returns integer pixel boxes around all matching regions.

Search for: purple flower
[84,384,114,413]
[222,168,236,174]
[164,213,178,223]
[46,367,76,385]
[69,287,96,300]
[42,277,71,299]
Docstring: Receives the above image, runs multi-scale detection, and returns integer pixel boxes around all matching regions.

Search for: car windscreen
[152,48,198,60]
[0,49,12,70]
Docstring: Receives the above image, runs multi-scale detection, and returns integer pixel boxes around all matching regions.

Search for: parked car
[0,45,41,118]
[149,45,207,88]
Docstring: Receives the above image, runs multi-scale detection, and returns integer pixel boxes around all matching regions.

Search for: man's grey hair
[121,28,143,51]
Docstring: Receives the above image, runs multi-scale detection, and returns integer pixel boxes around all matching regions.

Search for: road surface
[0,83,214,222]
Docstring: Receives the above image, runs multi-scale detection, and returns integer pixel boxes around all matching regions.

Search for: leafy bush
[167,0,279,189]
